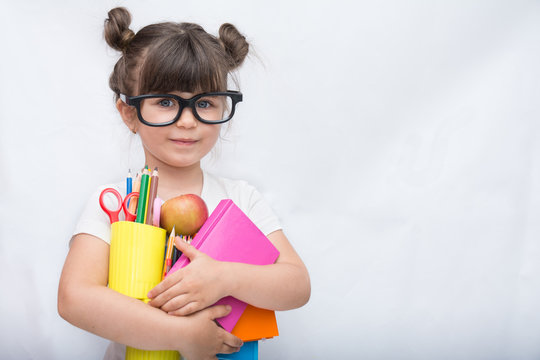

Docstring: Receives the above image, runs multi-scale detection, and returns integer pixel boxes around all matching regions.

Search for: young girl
[58,7,311,360]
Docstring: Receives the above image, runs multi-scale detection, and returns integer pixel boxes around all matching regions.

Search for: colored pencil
[171,235,188,265]
[172,247,179,265]
[126,169,132,196]
[144,177,151,219]
[152,197,163,227]
[162,226,175,279]
[128,171,141,215]
[145,167,159,225]
[135,166,150,223]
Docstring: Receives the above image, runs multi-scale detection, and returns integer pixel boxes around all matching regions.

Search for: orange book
[231,305,279,342]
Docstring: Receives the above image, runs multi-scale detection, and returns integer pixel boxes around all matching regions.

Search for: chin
[166,157,203,169]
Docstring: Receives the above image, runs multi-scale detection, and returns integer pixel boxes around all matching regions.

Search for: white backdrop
[1,1,540,359]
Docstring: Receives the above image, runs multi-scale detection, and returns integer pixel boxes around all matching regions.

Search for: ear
[116,98,139,134]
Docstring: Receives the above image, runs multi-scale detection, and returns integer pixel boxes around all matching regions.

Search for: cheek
[202,125,221,145]
[138,127,168,147]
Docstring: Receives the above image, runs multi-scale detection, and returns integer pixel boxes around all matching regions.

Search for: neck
[144,161,204,201]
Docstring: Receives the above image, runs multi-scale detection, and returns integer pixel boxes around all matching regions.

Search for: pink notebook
[167,199,280,332]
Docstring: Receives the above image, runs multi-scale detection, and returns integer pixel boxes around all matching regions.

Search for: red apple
[160,194,208,235]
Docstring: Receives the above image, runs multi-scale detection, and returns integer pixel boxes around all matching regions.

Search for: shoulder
[203,171,259,208]
[204,170,252,190]
[83,181,126,202]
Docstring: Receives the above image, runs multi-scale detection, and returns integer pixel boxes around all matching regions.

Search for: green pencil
[135,167,150,223]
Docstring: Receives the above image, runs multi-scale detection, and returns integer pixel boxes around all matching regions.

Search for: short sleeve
[72,183,124,245]
[239,183,282,236]
[201,172,282,236]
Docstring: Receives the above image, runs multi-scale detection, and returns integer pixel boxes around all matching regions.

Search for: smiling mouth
[171,138,198,145]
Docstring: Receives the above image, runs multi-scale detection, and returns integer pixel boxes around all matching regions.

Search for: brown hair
[104,7,249,99]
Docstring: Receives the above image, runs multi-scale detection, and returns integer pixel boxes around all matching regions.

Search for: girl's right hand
[179,304,243,360]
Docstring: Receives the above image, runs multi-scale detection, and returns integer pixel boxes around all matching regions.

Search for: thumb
[174,236,199,260]
[207,304,232,321]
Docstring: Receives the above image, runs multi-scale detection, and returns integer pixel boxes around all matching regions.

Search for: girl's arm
[58,234,243,358]
[148,230,311,315]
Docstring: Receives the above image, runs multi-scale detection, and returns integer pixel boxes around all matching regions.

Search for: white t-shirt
[71,171,282,359]
[73,170,282,243]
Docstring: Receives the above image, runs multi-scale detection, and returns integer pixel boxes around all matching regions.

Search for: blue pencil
[126,169,133,195]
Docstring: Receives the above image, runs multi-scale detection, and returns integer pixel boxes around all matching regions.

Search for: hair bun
[104,7,135,52]
[218,23,249,69]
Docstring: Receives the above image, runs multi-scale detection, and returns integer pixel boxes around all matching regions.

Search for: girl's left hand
[147,237,228,316]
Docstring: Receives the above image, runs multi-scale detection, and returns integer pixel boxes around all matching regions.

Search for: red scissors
[99,188,139,223]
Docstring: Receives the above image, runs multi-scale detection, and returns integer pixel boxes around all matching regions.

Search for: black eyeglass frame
[119,90,243,126]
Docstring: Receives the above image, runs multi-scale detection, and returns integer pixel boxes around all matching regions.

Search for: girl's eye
[196,100,211,109]
[158,98,175,107]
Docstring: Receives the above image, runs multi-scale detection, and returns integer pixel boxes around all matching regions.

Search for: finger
[160,293,193,313]
[222,332,243,349]
[147,269,182,300]
[206,304,232,320]
[149,280,187,308]
[174,237,200,260]
[147,279,171,300]
[167,301,203,316]
[218,343,241,355]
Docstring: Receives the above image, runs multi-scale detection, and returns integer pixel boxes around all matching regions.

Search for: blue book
[218,341,258,360]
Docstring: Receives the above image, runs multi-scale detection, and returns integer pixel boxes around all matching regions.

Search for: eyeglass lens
[139,95,233,124]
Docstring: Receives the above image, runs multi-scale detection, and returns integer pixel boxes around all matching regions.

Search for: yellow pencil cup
[108,221,180,360]
[126,347,180,360]
[109,221,166,299]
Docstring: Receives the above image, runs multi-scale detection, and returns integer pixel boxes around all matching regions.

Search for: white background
[1,1,540,359]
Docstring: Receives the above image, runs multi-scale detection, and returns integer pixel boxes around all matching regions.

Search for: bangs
[138,33,228,95]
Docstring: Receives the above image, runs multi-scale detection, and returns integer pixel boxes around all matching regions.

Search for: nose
[175,107,197,128]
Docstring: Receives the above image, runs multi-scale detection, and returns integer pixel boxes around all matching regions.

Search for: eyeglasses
[120,91,243,126]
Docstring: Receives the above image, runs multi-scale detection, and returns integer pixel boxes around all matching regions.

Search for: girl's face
[122,91,221,171]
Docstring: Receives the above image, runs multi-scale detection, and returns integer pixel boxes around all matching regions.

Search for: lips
[171,138,198,145]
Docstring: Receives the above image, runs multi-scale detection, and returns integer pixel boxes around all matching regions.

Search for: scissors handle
[123,192,139,222]
[99,188,123,224]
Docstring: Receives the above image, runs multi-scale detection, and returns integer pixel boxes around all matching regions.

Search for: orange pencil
[162,226,175,279]
[128,171,141,214]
